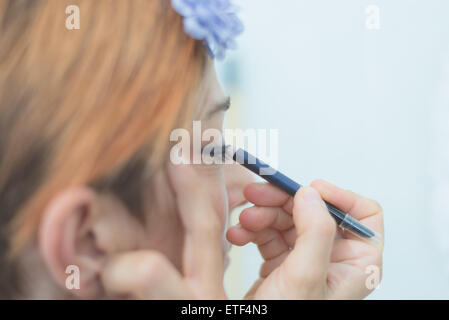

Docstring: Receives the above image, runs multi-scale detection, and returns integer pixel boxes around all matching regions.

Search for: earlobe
[38,187,104,298]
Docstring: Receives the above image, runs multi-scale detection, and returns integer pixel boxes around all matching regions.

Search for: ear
[38,187,145,299]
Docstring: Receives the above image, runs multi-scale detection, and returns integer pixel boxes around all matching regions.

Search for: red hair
[0,0,207,297]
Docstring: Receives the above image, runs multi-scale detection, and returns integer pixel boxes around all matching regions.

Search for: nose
[224,163,256,211]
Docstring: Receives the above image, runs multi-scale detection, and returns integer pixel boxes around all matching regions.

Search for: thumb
[282,186,336,295]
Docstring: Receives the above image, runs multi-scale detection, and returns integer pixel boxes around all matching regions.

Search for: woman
[0,0,384,299]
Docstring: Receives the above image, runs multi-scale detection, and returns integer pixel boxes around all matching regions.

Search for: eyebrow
[207,96,231,118]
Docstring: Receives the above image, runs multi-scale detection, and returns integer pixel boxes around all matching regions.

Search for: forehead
[207,66,226,104]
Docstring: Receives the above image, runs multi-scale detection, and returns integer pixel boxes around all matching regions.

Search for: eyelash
[200,143,230,164]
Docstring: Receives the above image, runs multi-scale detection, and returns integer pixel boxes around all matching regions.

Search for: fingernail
[301,187,320,203]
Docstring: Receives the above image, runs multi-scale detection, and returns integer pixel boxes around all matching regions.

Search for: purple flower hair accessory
[171,0,244,60]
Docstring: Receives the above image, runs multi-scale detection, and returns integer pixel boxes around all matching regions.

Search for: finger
[101,250,191,299]
[227,223,296,248]
[244,183,294,212]
[239,206,294,232]
[310,179,384,240]
[283,187,336,289]
[226,225,289,260]
[226,224,254,246]
[310,180,383,221]
[168,164,226,298]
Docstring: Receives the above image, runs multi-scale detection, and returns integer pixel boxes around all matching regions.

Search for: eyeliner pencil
[226,147,381,244]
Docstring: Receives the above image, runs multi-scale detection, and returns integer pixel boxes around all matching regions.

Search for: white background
[218,0,449,299]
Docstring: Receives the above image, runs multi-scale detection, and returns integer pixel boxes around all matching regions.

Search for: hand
[100,164,227,299]
[226,180,384,299]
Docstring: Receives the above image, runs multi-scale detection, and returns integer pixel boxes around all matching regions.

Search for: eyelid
[206,96,231,118]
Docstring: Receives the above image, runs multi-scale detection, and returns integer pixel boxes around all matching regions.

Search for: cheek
[140,175,186,270]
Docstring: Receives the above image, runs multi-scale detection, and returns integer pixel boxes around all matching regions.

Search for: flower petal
[183,17,209,40]
[171,0,244,60]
